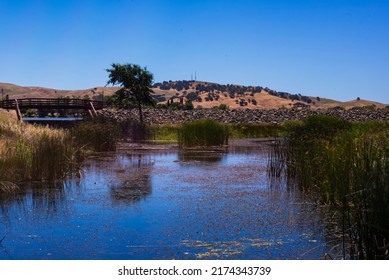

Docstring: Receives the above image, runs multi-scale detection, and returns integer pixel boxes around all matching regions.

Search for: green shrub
[218,104,229,110]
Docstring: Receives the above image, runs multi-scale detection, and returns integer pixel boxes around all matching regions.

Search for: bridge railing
[1,98,104,110]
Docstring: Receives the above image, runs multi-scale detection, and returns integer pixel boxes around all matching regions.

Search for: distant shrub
[218,104,229,110]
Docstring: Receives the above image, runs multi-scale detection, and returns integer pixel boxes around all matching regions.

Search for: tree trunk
[138,100,143,124]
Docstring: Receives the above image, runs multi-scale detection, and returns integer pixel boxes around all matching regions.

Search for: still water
[0,140,341,260]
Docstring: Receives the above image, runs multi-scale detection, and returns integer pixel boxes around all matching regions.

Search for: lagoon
[0,139,341,260]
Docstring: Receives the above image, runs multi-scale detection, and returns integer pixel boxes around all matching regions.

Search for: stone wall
[98,107,389,125]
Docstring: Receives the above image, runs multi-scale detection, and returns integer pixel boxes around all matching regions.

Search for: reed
[70,121,120,151]
[151,124,179,142]
[268,115,389,259]
[152,123,284,142]
[178,120,229,147]
[94,115,153,143]
[0,181,19,195]
[228,123,285,138]
[125,121,154,142]
[0,120,83,184]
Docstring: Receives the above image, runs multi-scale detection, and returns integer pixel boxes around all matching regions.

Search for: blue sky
[1,0,388,103]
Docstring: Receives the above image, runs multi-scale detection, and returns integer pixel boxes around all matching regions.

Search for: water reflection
[0,181,69,218]
[178,149,226,163]
[110,154,153,203]
[0,140,343,260]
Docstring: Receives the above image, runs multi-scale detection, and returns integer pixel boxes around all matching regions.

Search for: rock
[97,107,389,125]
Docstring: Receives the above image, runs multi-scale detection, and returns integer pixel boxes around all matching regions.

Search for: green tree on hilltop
[106,63,155,124]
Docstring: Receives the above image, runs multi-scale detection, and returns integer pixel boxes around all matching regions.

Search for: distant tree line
[265,88,314,104]
[153,80,314,106]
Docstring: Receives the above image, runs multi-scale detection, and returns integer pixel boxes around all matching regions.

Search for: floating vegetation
[181,238,292,259]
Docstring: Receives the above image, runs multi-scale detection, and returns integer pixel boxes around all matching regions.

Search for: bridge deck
[1,98,104,110]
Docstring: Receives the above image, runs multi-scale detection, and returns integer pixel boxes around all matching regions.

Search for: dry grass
[2,82,386,110]
[0,112,83,184]
[0,181,19,195]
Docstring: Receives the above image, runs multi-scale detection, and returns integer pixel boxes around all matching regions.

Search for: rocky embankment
[98,107,389,125]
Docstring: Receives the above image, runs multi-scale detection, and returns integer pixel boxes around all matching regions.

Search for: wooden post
[89,101,97,118]
[14,99,22,122]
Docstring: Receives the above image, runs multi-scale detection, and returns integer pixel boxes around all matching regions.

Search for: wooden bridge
[1,98,104,121]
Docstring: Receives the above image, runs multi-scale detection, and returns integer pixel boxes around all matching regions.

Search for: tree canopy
[106,63,155,123]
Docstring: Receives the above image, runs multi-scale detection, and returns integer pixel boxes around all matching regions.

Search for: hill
[0,81,386,110]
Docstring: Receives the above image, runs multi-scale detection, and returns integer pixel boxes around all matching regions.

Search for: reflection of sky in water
[0,141,341,260]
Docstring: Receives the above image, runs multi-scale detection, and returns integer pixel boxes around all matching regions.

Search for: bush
[218,104,229,110]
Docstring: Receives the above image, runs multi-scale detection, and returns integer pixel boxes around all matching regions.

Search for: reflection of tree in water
[110,154,153,204]
[178,149,226,164]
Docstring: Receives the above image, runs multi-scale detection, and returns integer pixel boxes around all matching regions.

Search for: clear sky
[0,0,388,103]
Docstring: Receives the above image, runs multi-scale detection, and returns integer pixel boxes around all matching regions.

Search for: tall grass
[71,121,120,151]
[93,115,153,143]
[268,115,389,259]
[229,123,285,138]
[151,123,284,142]
[178,120,229,147]
[0,120,83,186]
[150,124,179,142]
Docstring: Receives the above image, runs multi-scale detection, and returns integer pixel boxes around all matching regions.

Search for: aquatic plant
[229,123,285,138]
[125,121,154,142]
[150,124,179,142]
[152,123,284,142]
[268,116,389,259]
[70,121,120,151]
[178,119,229,147]
[0,181,19,196]
[0,120,83,184]
[93,114,154,143]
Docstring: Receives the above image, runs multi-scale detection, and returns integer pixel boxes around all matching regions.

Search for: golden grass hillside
[1,81,386,110]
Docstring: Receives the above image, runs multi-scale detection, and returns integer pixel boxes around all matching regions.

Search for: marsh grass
[126,122,154,142]
[151,124,179,142]
[268,115,389,259]
[0,181,19,195]
[93,115,153,143]
[71,121,120,151]
[151,123,284,143]
[0,120,83,185]
[229,123,285,138]
[178,120,229,147]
